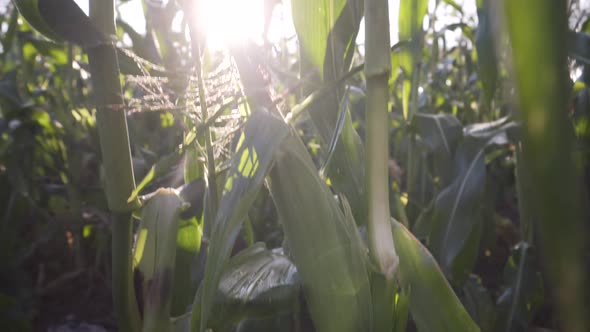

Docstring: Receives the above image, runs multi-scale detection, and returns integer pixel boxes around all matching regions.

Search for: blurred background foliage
[0,0,589,331]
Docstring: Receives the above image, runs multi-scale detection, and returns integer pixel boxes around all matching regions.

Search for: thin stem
[111,213,142,332]
[191,30,218,221]
[365,2,399,330]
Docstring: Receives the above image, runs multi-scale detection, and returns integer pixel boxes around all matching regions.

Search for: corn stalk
[87,1,141,331]
[365,0,399,330]
[505,0,588,331]
[365,0,398,281]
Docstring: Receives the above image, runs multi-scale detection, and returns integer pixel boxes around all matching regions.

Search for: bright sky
[71,0,477,51]
[7,0,590,50]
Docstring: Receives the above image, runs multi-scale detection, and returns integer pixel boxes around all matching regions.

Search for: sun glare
[200,0,266,51]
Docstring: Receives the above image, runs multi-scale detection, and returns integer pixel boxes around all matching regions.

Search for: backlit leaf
[391,219,480,332]
[196,111,289,331]
[269,127,372,332]
[291,0,349,77]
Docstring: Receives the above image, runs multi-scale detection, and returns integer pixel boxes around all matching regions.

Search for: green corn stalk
[365,0,399,330]
[87,0,141,331]
[505,0,588,331]
[365,0,398,280]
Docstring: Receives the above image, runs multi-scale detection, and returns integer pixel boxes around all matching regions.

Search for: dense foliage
[0,0,589,331]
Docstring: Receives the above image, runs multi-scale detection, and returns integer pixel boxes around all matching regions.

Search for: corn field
[0,0,589,331]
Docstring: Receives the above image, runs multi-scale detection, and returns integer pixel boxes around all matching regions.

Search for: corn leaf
[413,112,463,187]
[12,0,62,41]
[269,126,372,332]
[134,189,184,332]
[13,0,107,46]
[195,111,290,331]
[208,243,300,330]
[172,179,206,316]
[428,121,517,284]
[196,110,372,331]
[495,244,544,331]
[171,216,202,316]
[391,219,480,332]
[461,275,495,331]
[291,0,355,78]
[292,0,367,225]
[128,151,184,203]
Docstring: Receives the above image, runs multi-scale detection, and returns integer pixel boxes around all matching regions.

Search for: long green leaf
[495,244,544,331]
[391,219,480,332]
[136,189,184,332]
[291,0,367,225]
[291,0,351,78]
[196,109,372,332]
[194,111,289,332]
[429,122,516,284]
[461,276,495,331]
[269,125,372,332]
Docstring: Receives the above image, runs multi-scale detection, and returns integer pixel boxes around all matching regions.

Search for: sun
[199,0,266,51]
